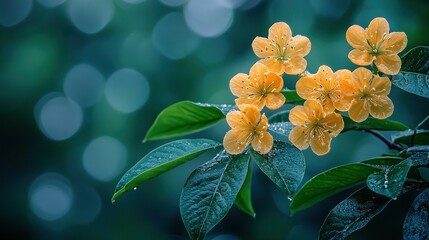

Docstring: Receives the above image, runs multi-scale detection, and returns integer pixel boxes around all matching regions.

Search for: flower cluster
[224,22,311,155]
[223,17,407,156]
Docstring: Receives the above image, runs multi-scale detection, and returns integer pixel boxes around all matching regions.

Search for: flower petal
[352,67,372,88]
[268,22,292,49]
[258,59,284,75]
[296,74,322,100]
[223,129,251,155]
[348,99,369,123]
[348,49,373,66]
[371,75,391,95]
[265,72,283,92]
[304,100,324,120]
[256,113,269,132]
[288,126,310,150]
[284,56,307,74]
[252,37,277,58]
[375,54,401,75]
[289,105,308,126]
[323,112,344,136]
[265,92,285,110]
[230,73,250,97]
[287,35,311,57]
[238,104,261,126]
[310,130,332,156]
[226,110,248,129]
[251,131,273,154]
[346,25,369,50]
[367,17,389,47]
[333,69,356,111]
[321,98,335,113]
[235,97,265,111]
[249,62,269,78]
[379,32,408,55]
[315,65,334,90]
[369,96,394,119]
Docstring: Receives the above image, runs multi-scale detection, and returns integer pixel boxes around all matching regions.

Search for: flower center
[370,47,379,56]
[277,54,290,63]
[359,89,371,99]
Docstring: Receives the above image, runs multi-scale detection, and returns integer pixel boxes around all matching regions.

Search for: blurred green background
[1,0,429,239]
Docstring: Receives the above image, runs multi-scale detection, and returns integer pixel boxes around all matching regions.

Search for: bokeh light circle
[35,95,83,141]
[29,172,73,221]
[82,136,128,182]
[309,0,351,19]
[152,12,200,60]
[67,0,114,34]
[37,0,66,8]
[0,0,33,27]
[122,0,146,4]
[63,64,105,108]
[105,68,150,113]
[159,0,187,7]
[72,185,102,224]
[184,0,234,38]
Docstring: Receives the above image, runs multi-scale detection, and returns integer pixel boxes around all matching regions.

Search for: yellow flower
[346,17,407,75]
[288,100,344,156]
[252,22,311,75]
[230,63,285,110]
[348,67,394,122]
[296,65,356,112]
[223,104,273,155]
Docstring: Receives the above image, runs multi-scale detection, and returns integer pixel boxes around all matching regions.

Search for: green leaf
[290,163,379,215]
[251,141,305,198]
[392,129,429,145]
[403,189,429,240]
[180,151,250,240]
[234,166,256,217]
[268,111,294,137]
[144,101,228,142]
[269,110,290,123]
[320,182,426,240]
[361,156,404,167]
[408,151,429,167]
[269,122,294,137]
[281,90,304,104]
[367,159,412,199]
[392,46,429,98]
[342,116,408,132]
[112,139,221,202]
[401,46,429,73]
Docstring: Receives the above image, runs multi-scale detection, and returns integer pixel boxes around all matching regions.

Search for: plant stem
[364,129,404,151]
[371,62,379,75]
[416,114,429,129]
[410,114,429,146]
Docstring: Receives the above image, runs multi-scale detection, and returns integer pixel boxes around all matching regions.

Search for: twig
[364,129,404,151]
[416,114,429,129]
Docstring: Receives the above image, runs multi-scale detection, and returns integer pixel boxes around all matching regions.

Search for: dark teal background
[1,0,429,239]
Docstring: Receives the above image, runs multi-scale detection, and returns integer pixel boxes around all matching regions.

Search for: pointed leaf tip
[113,139,221,201]
[251,141,305,198]
[144,101,228,142]
[180,151,250,239]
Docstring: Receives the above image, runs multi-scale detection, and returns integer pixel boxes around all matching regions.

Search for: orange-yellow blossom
[230,63,285,110]
[348,67,394,122]
[288,100,344,156]
[346,17,407,75]
[296,65,356,113]
[252,22,311,75]
[223,104,273,155]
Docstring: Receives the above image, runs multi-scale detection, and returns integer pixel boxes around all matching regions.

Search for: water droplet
[133,187,137,190]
